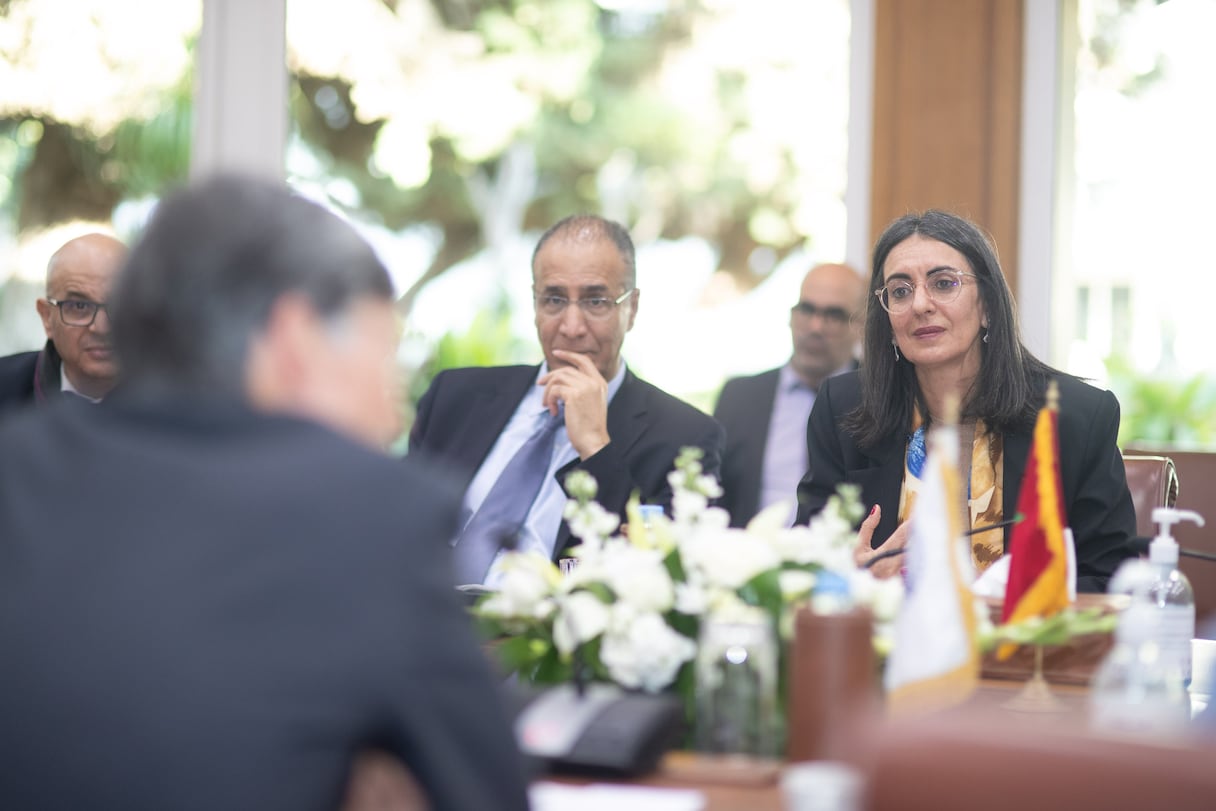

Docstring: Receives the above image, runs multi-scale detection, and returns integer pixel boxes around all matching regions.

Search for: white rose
[601,543,674,613]
[600,611,697,693]
[680,525,780,589]
[697,506,731,530]
[553,591,610,655]
[771,523,856,570]
[607,598,640,634]
[703,589,754,619]
[674,579,709,615]
[778,569,817,601]
[480,552,559,619]
[703,598,767,626]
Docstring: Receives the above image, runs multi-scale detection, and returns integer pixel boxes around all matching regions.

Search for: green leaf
[739,568,784,617]
[531,647,574,684]
[494,634,547,673]
[666,610,699,639]
[987,607,1118,649]
[664,546,687,583]
[583,582,614,603]
[580,637,611,682]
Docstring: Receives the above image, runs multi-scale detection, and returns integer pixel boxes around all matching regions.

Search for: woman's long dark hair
[845,210,1058,449]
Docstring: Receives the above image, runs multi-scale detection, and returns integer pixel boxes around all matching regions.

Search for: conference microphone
[865,533,1216,569]
[863,516,1023,569]
[507,579,685,777]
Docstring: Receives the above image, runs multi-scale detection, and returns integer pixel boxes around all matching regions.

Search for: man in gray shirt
[714,262,865,526]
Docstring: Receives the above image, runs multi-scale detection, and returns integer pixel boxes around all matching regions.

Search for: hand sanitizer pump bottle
[1146,507,1203,686]
[1090,595,1191,738]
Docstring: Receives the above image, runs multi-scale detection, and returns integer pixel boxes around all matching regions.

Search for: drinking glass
[782,762,864,811]
[694,612,778,756]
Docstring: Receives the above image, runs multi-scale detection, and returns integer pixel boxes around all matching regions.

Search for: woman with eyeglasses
[794,210,1135,593]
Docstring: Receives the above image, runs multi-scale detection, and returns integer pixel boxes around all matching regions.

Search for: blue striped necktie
[454,410,564,585]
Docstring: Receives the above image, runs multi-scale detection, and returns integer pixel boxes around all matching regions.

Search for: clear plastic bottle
[637,504,665,529]
[1144,507,1203,686]
[810,569,852,615]
[1089,599,1191,739]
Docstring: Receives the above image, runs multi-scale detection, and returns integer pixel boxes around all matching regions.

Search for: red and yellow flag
[998,380,1070,659]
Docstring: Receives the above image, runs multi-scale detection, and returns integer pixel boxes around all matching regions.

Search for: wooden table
[967,676,1092,726]
[545,677,1094,810]
[547,751,785,810]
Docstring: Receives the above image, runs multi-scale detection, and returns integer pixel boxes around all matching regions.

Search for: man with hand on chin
[410,214,724,585]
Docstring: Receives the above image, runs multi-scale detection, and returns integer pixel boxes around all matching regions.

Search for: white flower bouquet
[472,448,903,735]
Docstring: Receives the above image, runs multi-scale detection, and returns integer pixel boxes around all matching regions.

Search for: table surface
[547,678,1097,811]
[549,751,785,811]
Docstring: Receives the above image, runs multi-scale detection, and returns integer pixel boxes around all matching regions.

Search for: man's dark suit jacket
[713,367,782,527]
[409,364,725,556]
[0,394,529,811]
[0,341,63,417]
[714,361,859,528]
[795,371,1136,592]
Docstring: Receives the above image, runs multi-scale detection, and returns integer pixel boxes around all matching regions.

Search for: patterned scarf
[897,412,1005,574]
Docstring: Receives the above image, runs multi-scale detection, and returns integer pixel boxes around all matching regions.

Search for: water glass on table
[694,611,779,757]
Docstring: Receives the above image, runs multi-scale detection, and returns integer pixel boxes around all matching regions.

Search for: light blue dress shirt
[462,362,627,586]
[759,365,816,526]
[759,362,854,526]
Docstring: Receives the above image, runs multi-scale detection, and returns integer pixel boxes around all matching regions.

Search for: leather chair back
[866,713,1216,811]
[1123,447,1216,630]
[1122,454,1179,538]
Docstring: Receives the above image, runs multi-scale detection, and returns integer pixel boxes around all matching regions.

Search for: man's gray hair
[110,174,393,395]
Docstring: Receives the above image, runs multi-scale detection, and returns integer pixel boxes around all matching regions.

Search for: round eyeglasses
[874,270,977,314]
[535,289,634,320]
[47,297,108,327]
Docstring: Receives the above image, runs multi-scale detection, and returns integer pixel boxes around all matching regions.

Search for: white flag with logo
[883,422,979,713]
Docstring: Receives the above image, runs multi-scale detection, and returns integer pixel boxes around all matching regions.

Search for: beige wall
[870,0,1024,293]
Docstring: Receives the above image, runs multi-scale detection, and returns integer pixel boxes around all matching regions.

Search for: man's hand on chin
[538,349,611,459]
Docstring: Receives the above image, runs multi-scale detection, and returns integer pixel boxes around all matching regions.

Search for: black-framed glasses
[790,300,852,327]
[47,298,108,327]
[535,289,634,320]
[875,269,977,314]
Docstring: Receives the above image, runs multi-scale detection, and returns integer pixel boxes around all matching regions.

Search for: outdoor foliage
[1106,357,1216,449]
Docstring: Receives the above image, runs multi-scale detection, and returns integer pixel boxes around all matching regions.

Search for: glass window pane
[0,0,199,354]
[1060,0,1216,447]
[286,0,852,410]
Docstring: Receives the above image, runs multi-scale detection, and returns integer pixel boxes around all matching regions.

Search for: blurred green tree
[1,0,847,306]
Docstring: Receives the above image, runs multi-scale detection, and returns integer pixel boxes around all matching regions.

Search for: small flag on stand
[997,380,1071,660]
[884,414,979,714]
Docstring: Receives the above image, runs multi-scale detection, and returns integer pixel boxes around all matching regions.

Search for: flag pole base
[1002,645,1064,713]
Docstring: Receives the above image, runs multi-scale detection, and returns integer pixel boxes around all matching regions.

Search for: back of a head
[111,174,393,395]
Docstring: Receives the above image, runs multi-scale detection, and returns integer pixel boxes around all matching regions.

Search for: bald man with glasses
[0,233,127,416]
[713,262,865,527]
[409,214,724,585]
